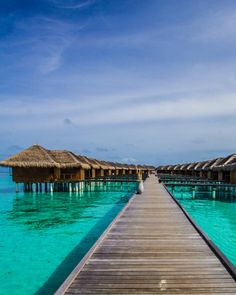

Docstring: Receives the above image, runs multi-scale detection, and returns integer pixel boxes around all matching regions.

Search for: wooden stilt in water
[75,183,78,192]
[16,183,19,193]
[212,187,216,199]
[192,186,196,199]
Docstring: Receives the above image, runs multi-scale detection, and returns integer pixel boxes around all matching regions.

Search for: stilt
[75,183,79,192]
[50,183,53,193]
[69,183,72,193]
[212,188,216,199]
[39,183,42,192]
[16,183,19,193]
[192,186,196,199]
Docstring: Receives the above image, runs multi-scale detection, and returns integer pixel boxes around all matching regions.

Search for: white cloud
[53,0,95,10]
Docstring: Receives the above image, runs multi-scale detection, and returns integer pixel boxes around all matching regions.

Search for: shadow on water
[34,192,132,295]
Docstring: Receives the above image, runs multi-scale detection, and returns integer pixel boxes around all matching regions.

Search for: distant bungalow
[0,144,155,192]
[157,154,236,184]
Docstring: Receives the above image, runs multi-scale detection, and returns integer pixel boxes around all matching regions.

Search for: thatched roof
[186,162,198,170]
[201,158,221,171]
[173,164,181,170]
[180,163,190,170]
[194,161,209,171]
[213,154,236,171]
[95,159,113,170]
[0,145,57,168]
[82,157,100,169]
[75,155,92,169]
[0,145,90,169]
[0,144,155,171]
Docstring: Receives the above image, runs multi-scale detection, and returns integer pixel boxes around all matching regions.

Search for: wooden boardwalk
[56,176,236,295]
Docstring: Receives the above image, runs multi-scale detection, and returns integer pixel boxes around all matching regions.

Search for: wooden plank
[55,176,236,295]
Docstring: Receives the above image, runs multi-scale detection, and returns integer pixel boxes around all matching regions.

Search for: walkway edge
[54,188,139,295]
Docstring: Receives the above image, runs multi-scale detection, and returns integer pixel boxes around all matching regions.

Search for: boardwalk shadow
[34,194,131,295]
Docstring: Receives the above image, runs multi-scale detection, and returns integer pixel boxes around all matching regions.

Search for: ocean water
[0,172,137,295]
[168,185,236,266]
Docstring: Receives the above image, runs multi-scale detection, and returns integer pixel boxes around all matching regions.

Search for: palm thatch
[99,160,115,170]
[201,158,222,171]
[0,145,90,169]
[180,163,190,170]
[213,154,236,171]
[186,162,198,171]
[82,157,101,170]
[0,145,57,168]
[194,161,209,171]
[0,144,155,172]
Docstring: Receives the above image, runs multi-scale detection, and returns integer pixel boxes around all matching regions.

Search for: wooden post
[16,183,19,193]
[218,171,223,181]
[192,186,196,199]
[212,188,216,199]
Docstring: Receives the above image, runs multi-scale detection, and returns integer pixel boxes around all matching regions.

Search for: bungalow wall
[230,170,236,184]
[104,169,112,176]
[211,171,219,180]
[202,171,208,178]
[60,168,85,181]
[12,167,52,183]
[222,171,230,183]
[95,169,104,177]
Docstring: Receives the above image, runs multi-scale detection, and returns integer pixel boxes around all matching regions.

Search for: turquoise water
[168,185,236,266]
[0,172,137,295]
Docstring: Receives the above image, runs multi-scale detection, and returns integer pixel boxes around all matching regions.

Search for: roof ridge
[38,145,58,166]
[64,150,82,166]
[224,154,236,166]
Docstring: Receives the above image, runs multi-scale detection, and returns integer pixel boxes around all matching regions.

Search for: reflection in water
[0,173,137,295]
[8,182,137,230]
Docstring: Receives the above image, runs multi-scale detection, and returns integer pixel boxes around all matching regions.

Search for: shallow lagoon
[168,185,236,266]
[0,172,137,295]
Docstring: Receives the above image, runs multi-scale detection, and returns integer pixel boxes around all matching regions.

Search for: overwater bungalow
[201,158,223,180]
[179,163,190,175]
[212,154,236,183]
[157,154,236,184]
[0,144,154,192]
[194,161,209,177]
[185,162,198,176]
[173,164,182,174]
[0,144,91,192]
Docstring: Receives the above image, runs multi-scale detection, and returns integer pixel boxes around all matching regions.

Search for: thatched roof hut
[213,154,236,171]
[179,163,190,171]
[194,161,209,171]
[186,162,198,171]
[201,158,222,171]
[82,157,100,170]
[0,145,90,169]
[172,164,181,171]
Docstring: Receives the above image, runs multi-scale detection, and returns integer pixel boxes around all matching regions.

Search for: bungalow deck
[55,175,236,295]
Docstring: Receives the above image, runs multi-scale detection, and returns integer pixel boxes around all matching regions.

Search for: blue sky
[1,0,236,165]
